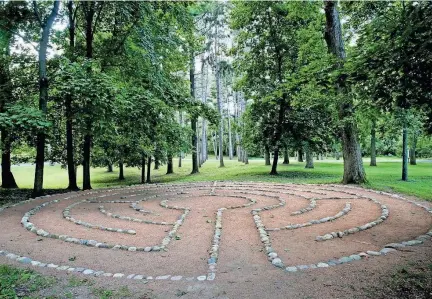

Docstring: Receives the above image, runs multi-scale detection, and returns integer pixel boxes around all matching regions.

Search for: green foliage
[0,265,56,298]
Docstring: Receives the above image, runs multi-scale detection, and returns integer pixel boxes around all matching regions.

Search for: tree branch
[32,1,43,27]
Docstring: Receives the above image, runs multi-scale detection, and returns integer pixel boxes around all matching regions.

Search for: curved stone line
[257,185,431,272]
[21,192,190,252]
[225,188,315,215]
[98,205,173,225]
[266,202,351,231]
[312,196,389,241]
[0,249,209,282]
[216,183,328,196]
[63,200,136,234]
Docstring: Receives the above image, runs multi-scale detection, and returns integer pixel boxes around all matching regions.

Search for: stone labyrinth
[1,182,431,282]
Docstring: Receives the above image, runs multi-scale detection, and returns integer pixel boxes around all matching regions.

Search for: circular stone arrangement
[0,182,431,281]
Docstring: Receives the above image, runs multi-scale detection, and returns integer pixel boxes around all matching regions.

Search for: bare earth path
[1,182,431,298]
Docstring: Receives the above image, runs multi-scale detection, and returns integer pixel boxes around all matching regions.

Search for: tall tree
[32,0,60,197]
[323,0,366,184]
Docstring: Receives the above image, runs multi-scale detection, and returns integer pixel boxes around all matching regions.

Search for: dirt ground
[0,182,431,299]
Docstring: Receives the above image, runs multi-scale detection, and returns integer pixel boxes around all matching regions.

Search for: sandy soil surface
[1,182,431,299]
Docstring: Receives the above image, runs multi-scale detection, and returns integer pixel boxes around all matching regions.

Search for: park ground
[0,156,431,299]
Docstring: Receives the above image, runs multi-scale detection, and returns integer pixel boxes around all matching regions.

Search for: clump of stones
[0,182,431,281]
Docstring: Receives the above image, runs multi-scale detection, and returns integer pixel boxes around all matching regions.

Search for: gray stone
[17,257,32,264]
[327,261,337,266]
[75,267,85,272]
[207,273,216,281]
[385,243,406,249]
[349,255,361,261]
[133,275,144,280]
[297,265,309,270]
[171,276,182,281]
[285,266,297,272]
[57,266,69,271]
[47,264,59,269]
[402,240,423,246]
[268,252,278,259]
[328,259,342,265]
[197,275,207,281]
[102,273,113,277]
[113,273,124,278]
[380,248,397,255]
[127,274,135,279]
[155,275,170,280]
[83,269,94,275]
[366,251,381,256]
[271,258,283,267]
[317,262,329,268]
[338,257,353,263]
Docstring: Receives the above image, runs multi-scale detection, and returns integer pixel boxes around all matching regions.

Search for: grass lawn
[3,156,431,201]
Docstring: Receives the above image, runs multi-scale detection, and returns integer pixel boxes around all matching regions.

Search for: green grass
[3,156,432,200]
[0,265,56,298]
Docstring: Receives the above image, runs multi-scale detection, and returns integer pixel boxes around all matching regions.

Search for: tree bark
[167,153,173,174]
[283,147,289,164]
[298,149,304,162]
[264,146,271,165]
[370,120,377,166]
[0,42,18,188]
[324,0,366,184]
[215,25,225,168]
[82,1,96,191]
[146,156,151,183]
[244,151,249,164]
[32,0,60,197]
[141,155,145,183]
[402,124,408,181]
[119,161,124,180]
[154,159,159,170]
[107,163,113,172]
[1,131,18,188]
[410,134,417,165]
[65,1,78,190]
[190,53,199,174]
[305,142,314,169]
[178,111,183,168]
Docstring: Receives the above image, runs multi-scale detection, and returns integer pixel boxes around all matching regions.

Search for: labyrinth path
[0,182,431,282]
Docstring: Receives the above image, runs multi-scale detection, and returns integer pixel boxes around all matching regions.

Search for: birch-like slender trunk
[190,53,199,174]
[215,25,224,167]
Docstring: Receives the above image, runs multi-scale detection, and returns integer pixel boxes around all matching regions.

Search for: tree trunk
[244,151,249,164]
[1,131,18,188]
[167,153,173,174]
[305,142,314,169]
[32,1,60,197]
[82,1,96,191]
[298,149,304,162]
[154,159,159,170]
[178,111,183,168]
[402,124,408,181]
[264,146,271,165]
[370,120,377,166]
[65,0,78,191]
[119,161,124,180]
[107,163,113,172]
[324,0,366,184]
[228,116,233,160]
[283,147,289,164]
[410,134,417,165]
[146,156,151,183]
[141,155,145,184]
[190,53,199,174]
[215,26,224,168]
